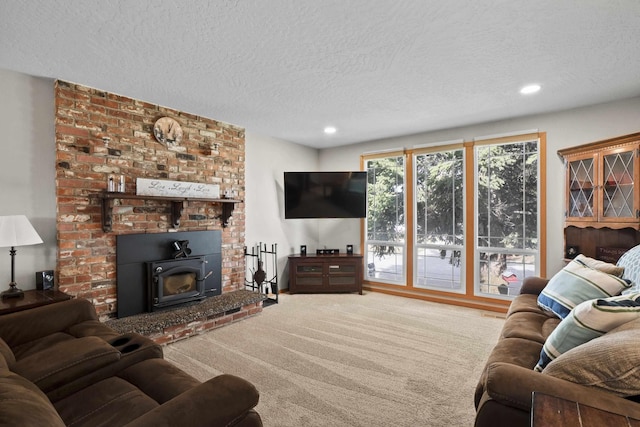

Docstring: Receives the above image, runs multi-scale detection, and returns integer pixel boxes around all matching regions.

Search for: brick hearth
[106,290,265,345]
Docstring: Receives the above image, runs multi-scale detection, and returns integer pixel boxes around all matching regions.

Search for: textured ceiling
[2,1,640,148]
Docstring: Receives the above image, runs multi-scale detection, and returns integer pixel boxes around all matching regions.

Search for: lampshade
[0,215,43,248]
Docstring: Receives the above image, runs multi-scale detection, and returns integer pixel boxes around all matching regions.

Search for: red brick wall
[54,81,245,319]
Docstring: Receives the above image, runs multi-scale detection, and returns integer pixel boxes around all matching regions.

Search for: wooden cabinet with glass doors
[558,132,640,261]
[288,254,363,294]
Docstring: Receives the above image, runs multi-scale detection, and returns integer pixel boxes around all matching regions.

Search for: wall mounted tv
[284,171,367,219]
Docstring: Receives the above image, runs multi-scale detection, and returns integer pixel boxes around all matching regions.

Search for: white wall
[0,68,56,290]
[244,131,319,288]
[318,96,640,277]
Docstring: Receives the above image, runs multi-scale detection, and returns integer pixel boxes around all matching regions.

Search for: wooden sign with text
[136,178,220,199]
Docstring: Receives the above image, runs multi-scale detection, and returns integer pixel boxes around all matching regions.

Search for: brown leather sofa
[474,276,640,426]
[0,298,262,426]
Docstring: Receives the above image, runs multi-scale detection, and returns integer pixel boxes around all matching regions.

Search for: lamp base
[1,283,24,299]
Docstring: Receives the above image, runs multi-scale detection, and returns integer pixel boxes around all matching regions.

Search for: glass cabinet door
[601,148,636,221]
[294,263,324,286]
[567,154,596,220]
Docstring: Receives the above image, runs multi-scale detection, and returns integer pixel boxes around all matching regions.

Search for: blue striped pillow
[619,245,640,294]
[535,293,640,372]
[538,258,631,319]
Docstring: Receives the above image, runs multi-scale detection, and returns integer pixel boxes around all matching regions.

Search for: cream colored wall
[0,68,56,290]
[318,96,640,277]
[244,131,320,289]
[244,132,363,288]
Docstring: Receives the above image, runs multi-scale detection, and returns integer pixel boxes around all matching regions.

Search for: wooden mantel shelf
[99,192,242,232]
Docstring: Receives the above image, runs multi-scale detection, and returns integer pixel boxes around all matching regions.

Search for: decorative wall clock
[153,117,183,147]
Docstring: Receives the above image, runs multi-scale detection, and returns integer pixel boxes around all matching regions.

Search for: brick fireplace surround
[55,80,259,343]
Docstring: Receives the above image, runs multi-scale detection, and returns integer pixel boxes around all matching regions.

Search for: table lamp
[0,215,44,298]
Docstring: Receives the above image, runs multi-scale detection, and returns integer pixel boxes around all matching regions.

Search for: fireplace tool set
[245,243,278,306]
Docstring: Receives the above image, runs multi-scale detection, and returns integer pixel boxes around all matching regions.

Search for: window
[414,149,465,291]
[364,155,406,284]
[361,132,545,306]
[475,138,540,297]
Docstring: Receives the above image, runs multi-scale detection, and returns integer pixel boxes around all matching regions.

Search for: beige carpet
[164,292,504,427]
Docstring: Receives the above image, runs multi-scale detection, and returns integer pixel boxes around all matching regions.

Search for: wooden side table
[532,392,640,427]
[0,289,73,315]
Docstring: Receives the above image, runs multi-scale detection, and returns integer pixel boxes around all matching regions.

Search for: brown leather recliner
[0,298,262,426]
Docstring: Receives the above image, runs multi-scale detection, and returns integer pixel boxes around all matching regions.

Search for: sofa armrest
[0,299,99,348]
[124,374,261,427]
[0,370,66,427]
[484,362,640,418]
[45,333,163,403]
[519,277,549,296]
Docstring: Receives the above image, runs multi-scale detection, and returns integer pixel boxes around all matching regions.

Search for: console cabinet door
[290,261,324,291]
[326,260,360,290]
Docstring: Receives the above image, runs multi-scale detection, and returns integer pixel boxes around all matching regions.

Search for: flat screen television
[284,171,367,219]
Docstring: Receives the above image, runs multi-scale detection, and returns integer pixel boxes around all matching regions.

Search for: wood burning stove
[147,256,209,311]
[116,231,222,318]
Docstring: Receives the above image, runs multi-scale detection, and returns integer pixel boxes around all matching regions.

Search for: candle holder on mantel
[106,174,126,193]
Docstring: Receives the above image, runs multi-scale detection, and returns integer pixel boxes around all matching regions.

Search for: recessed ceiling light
[520,84,541,95]
[324,126,337,135]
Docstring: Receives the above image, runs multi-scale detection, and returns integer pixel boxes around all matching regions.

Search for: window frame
[361,132,546,309]
[412,145,467,294]
[362,150,408,285]
[473,135,543,298]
